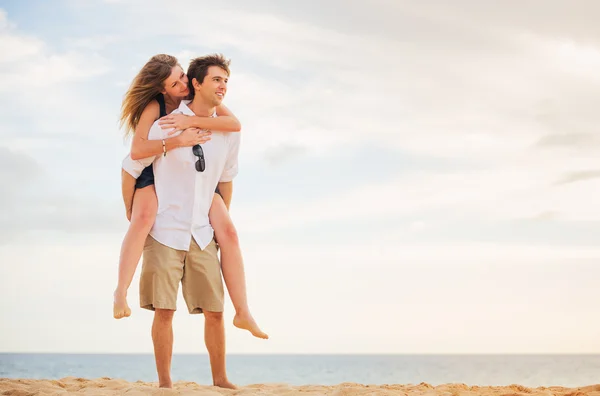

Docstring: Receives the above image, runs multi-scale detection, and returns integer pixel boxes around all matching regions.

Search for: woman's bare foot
[113,290,131,319]
[214,379,237,389]
[233,312,268,339]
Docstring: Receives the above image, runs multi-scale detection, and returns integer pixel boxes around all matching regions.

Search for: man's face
[162,65,189,98]
[195,66,228,106]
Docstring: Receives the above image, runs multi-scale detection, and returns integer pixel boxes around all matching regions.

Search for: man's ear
[192,77,201,90]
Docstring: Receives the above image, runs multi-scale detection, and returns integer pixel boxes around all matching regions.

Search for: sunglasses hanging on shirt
[193,144,205,172]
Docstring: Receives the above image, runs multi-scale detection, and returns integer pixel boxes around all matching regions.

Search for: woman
[113,54,267,340]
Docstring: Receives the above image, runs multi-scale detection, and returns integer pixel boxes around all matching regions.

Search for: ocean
[1,354,598,387]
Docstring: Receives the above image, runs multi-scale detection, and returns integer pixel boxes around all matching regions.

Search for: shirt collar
[178,100,195,116]
[177,100,217,118]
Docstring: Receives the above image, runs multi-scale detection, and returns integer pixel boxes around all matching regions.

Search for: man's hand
[173,128,212,147]
[126,207,132,222]
[159,113,193,132]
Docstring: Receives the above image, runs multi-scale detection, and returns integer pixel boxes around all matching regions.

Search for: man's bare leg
[209,195,268,339]
[204,311,236,389]
[152,308,175,388]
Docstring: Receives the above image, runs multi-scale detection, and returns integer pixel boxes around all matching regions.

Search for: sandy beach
[1,378,599,395]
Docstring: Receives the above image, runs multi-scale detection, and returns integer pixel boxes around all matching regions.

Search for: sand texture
[1,378,600,395]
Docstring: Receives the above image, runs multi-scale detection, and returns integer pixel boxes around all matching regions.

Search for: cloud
[0,13,43,63]
[233,156,600,233]
[0,51,111,93]
[0,9,112,93]
[263,143,307,166]
[0,10,122,152]
[535,133,600,150]
[2,1,600,239]
[0,8,14,30]
[152,2,599,163]
[76,0,596,191]
[0,146,40,188]
[33,0,596,231]
[526,210,561,222]
[64,34,120,50]
[554,170,600,186]
[0,146,124,243]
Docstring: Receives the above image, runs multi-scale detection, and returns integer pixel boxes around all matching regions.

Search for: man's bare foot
[214,379,237,389]
[158,381,173,388]
[113,290,131,319]
[233,312,268,339]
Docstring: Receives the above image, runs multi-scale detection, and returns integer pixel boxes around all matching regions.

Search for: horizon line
[2,352,599,356]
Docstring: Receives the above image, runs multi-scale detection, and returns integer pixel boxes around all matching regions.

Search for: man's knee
[204,311,224,323]
[154,308,175,323]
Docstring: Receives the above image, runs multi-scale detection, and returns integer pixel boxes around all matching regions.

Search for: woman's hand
[159,113,193,132]
[176,128,212,147]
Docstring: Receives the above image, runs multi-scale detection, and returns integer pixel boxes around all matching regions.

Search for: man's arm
[217,181,233,210]
[121,169,137,221]
[218,134,241,211]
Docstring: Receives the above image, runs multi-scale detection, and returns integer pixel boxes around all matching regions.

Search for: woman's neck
[163,94,183,114]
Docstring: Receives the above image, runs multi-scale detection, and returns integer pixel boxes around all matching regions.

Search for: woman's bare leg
[209,193,268,339]
[114,186,158,319]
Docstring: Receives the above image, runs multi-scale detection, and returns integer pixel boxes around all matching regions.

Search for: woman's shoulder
[140,98,161,119]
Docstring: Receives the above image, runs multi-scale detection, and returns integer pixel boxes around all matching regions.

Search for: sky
[0,0,599,355]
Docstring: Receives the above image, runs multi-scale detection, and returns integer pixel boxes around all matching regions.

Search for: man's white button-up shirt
[122,100,240,251]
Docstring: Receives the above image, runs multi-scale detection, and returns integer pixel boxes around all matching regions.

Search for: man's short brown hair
[187,54,231,98]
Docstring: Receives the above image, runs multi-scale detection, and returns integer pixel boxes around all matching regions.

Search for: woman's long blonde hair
[119,54,179,137]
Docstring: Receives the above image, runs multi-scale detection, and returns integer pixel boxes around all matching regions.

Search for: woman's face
[162,65,189,98]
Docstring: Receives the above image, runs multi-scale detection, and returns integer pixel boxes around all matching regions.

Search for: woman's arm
[158,104,241,133]
[130,101,212,160]
[130,101,177,160]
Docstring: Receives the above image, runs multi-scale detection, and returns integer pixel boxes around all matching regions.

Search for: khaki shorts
[139,235,224,314]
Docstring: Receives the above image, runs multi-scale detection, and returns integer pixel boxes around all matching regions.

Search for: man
[122,54,238,389]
